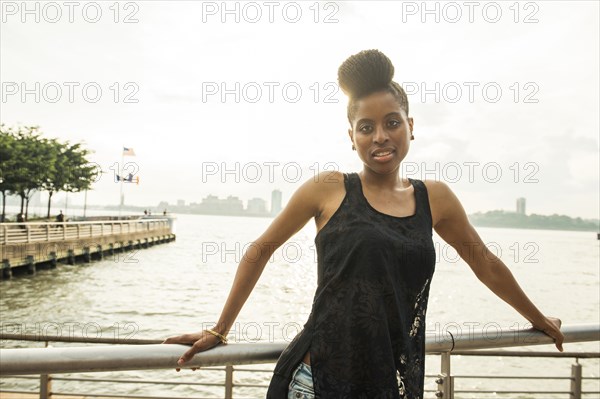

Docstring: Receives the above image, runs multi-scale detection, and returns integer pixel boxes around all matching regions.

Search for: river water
[1,212,598,398]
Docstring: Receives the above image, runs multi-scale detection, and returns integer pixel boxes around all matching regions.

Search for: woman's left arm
[425,180,564,351]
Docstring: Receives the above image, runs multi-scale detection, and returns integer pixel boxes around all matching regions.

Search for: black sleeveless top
[266,172,436,398]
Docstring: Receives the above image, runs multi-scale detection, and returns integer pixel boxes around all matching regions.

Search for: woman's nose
[373,125,389,143]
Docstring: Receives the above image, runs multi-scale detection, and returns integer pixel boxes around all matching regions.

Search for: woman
[163,49,564,399]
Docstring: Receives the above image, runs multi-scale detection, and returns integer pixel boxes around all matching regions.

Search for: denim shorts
[287,362,314,399]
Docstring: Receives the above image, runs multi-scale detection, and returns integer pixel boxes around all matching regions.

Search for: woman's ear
[347,128,356,150]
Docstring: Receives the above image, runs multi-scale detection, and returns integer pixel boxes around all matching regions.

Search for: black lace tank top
[267,172,436,398]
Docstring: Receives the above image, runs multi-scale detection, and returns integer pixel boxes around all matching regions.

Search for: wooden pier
[0,217,176,279]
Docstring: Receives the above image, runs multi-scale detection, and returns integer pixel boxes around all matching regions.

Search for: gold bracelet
[205,328,228,344]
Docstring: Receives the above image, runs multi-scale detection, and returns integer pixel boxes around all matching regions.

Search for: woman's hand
[162,330,223,371]
[533,317,564,352]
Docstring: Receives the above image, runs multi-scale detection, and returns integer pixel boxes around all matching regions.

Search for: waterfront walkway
[0,217,176,277]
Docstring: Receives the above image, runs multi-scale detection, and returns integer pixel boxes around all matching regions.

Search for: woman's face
[348,90,414,175]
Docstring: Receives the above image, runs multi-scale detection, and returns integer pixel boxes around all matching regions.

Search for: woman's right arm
[162,171,340,367]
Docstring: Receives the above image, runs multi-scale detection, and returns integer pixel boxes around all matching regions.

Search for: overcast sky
[2,1,598,219]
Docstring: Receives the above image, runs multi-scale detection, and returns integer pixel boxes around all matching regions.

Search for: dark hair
[337,49,409,124]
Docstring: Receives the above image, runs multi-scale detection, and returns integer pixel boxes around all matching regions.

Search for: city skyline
[4,189,598,224]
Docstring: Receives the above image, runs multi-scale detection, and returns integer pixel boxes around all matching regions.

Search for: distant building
[223,195,244,212]
[516,197,526,215]
[247,197,267,215]
[178,190,282,217]
[200,195,221,211]
[197,194,244,215]
[271,189,282,216]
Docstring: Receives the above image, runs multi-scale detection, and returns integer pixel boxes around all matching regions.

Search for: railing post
[46,224,50,241]
[27,224,31,243]
[570,359,582,399]
[39,373,51,399]
[225,365,233,399]
[39,341,52,399]
[436,352,454,398]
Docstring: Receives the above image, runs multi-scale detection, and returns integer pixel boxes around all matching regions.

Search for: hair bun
[337,49,395,99]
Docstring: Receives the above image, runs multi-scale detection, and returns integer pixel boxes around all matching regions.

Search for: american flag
[123,147,136,156]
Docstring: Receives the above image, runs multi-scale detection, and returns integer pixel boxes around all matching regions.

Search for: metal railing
[1,219,172,245]
[1,323,598,398]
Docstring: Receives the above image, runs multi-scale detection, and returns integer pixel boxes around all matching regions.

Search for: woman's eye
[388,120,401,127]
[359,125,373,133]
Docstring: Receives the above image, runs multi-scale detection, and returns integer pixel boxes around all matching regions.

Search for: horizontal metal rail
[0,333,161,344]
[0,342,287,375]
[450,349,600,358]
[3,332,598,359]
[1,323,598,375]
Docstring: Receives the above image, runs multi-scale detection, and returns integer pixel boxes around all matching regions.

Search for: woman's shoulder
[419,179,456,207]
[419,179,465,227]
[302,170,348,185]
[290,170,346,206]
[279,170,347,223]
[420,178,450,196]
[307,170,347,195]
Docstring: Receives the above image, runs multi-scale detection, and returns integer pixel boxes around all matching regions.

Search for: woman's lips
[372,150,394,162]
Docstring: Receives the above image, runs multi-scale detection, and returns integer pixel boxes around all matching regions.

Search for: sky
[1,0,599,219]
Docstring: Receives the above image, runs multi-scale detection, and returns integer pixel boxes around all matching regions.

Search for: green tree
[0,125,46,220]
[14,127,54,220]
[62,142,98,201]
[40,138,66,219]
[0,124,97,222]
[0,126,16,222]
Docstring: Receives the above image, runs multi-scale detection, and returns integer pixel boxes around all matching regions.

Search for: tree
[62,142,98,202]
[10,127,54,220]
[40,138,66,218]
[0,125,45,220]
[0,125,16,222]
[0,125,97,222]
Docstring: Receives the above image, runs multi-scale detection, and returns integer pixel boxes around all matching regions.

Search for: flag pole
[119,146,124,219]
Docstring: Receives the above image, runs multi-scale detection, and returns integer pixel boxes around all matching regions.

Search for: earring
[411,133,414,140]
[352,144,356,151]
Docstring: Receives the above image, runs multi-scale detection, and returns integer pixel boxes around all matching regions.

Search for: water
[1,213,598,398]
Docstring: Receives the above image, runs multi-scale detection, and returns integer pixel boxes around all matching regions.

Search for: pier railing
[1,218,176,273]
[1,219,171,245]
[1,323,598,398]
